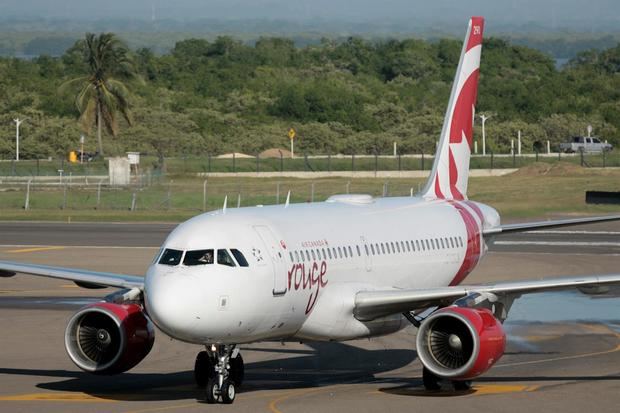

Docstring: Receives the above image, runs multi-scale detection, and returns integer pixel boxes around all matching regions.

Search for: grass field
[1,163,619,222]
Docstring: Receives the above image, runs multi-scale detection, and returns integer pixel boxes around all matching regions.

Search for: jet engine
[416,307,505,380]
[65,302,155,374]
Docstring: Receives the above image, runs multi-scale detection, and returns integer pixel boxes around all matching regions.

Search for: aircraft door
[360,236,372,272]
[253,225,288,296]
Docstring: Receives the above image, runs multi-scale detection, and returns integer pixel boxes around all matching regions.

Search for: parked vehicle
[560,136,613,153]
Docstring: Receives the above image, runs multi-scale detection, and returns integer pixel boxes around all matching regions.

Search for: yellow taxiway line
[0,392,113,402]
[4,246,66,254]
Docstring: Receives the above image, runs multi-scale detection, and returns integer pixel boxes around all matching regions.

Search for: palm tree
[61,33,135,156]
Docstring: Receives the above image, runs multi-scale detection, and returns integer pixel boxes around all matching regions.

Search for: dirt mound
[512,161,587,177]
[216,152,253,159]
[259,148,292,158]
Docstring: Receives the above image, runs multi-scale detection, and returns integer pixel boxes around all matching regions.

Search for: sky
[2,0,619,30]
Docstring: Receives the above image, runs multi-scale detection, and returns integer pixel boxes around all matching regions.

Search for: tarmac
[0,220,619,412]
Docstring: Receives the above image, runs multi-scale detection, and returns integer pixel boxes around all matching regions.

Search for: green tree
[61,33,136,156]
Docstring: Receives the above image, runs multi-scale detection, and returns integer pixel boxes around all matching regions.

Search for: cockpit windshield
[158,247,249,267]
[183,249,214,266]
[217,249,236,267]
[159,249,183,266]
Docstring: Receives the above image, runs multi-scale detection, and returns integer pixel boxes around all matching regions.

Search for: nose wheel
[196,345,244,404]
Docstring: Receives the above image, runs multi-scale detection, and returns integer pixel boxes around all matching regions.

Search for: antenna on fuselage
[285,191,291,208]
[222,195,228,214]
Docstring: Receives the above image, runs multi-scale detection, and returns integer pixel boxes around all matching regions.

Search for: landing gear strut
[195,345,244,404]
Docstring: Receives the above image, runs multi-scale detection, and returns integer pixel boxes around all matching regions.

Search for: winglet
[421,17,484,201]
[222,195,228,214]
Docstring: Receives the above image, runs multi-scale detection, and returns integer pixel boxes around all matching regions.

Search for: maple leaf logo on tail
[422,17,484,201]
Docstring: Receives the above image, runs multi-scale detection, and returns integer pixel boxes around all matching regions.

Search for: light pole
[13,118,26,161]
[479,114,491,156]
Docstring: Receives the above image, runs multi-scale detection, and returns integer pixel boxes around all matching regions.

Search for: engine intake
[416,307,505,380]
[65,302,155,374]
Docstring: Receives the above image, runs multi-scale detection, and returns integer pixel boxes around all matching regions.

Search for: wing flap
[355,274,620,321]
[0,261,144,289]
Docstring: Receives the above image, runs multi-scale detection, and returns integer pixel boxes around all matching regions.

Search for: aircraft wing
[483,214,620,235]
[354,274,620,321]
[0,261,144,289]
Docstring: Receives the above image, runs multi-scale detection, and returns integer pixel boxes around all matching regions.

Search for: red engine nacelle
[416,307,505,380]
[64,302,155,374]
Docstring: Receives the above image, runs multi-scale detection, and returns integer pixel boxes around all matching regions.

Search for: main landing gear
[194,345,244,404]
[422,367,472,392]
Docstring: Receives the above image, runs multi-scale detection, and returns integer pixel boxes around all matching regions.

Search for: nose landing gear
[195,344,244,404]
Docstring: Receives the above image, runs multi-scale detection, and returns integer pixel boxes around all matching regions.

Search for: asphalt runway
[0,220,619,412]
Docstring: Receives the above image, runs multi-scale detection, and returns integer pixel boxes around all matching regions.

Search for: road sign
[288,128,296,140]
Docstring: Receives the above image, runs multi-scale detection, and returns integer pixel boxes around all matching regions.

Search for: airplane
[2,16,620,405]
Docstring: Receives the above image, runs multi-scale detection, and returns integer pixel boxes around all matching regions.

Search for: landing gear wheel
[422,366,442,391]
[230,354,245,387]
[221,380,236,404]
[453,380,472,391]
[205,377,219,404]
[194,351,215,388]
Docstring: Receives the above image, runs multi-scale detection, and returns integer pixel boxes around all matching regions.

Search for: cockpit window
[217,249,236,267]
[159,248,183,266]
[231,249,249,267]
[183,249,214,266]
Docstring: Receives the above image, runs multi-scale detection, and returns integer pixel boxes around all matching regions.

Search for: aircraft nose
[144,266,199,340]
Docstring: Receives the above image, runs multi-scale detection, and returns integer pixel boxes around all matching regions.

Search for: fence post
[328,153,331,172]
[398,153,401,171]
[512,150,516,168]
[374,152,378,177]
[203,179,208,211]
[62,183,68,210]
[279,151,283,172]
[276,182,280,204]
[490,151,494,170]
[580,149,584,167]
[24,178,32,210]
[131,192,137,211]
[208,154,212,173]
[232,153,236,173]
[256,154,259,174]
[310,182,315,202]
[535,150,539,162]
[304,153,308,172]
[351,154,355,172]
[382,182,388,197]
[421,153,425,170]
[97,179,104,209]
[346,181,351,194]
[603,150,607,168]
[36,159,40,176]
[237,193,241,208]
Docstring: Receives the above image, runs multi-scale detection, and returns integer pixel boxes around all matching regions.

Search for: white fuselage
[144,195,500,345]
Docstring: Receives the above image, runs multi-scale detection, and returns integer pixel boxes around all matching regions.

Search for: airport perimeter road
[0,220,619,412]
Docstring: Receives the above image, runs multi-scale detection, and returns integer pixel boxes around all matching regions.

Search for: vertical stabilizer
[421,17,484,201]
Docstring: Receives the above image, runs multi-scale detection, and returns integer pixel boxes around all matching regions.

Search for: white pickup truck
[560,136,613,153]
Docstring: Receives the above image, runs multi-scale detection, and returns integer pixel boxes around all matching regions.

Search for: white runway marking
[494,240,620,247]
[526,230,620,235]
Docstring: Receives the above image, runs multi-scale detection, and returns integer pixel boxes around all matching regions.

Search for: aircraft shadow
[0,341,416,402]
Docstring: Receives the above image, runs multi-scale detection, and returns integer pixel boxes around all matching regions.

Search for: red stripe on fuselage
[449,201,482,286]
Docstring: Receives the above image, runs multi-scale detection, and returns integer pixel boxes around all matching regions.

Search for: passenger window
[391,242,396,253]
[396,242,401,253]
[311,250,316,261]
[321,248,326,260]
[381,243,386,254]
[425,239,430,250]
[159,248,183,266]
[217,249,236,267]
[416,240,420,251]
[343,247,348,258]
[300,251,305,262]
[371,244,375,255]
[364,244,369,256]
[348,246,353,257]
[306,250,311,261]
[327,248,332,259]
[406,241,411,252]
[338,247,343,258]
[289,252,294,262]
[440,239,445,249]
[231,249,249,267]
[295,251,300,262]
[356,245,361,256]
